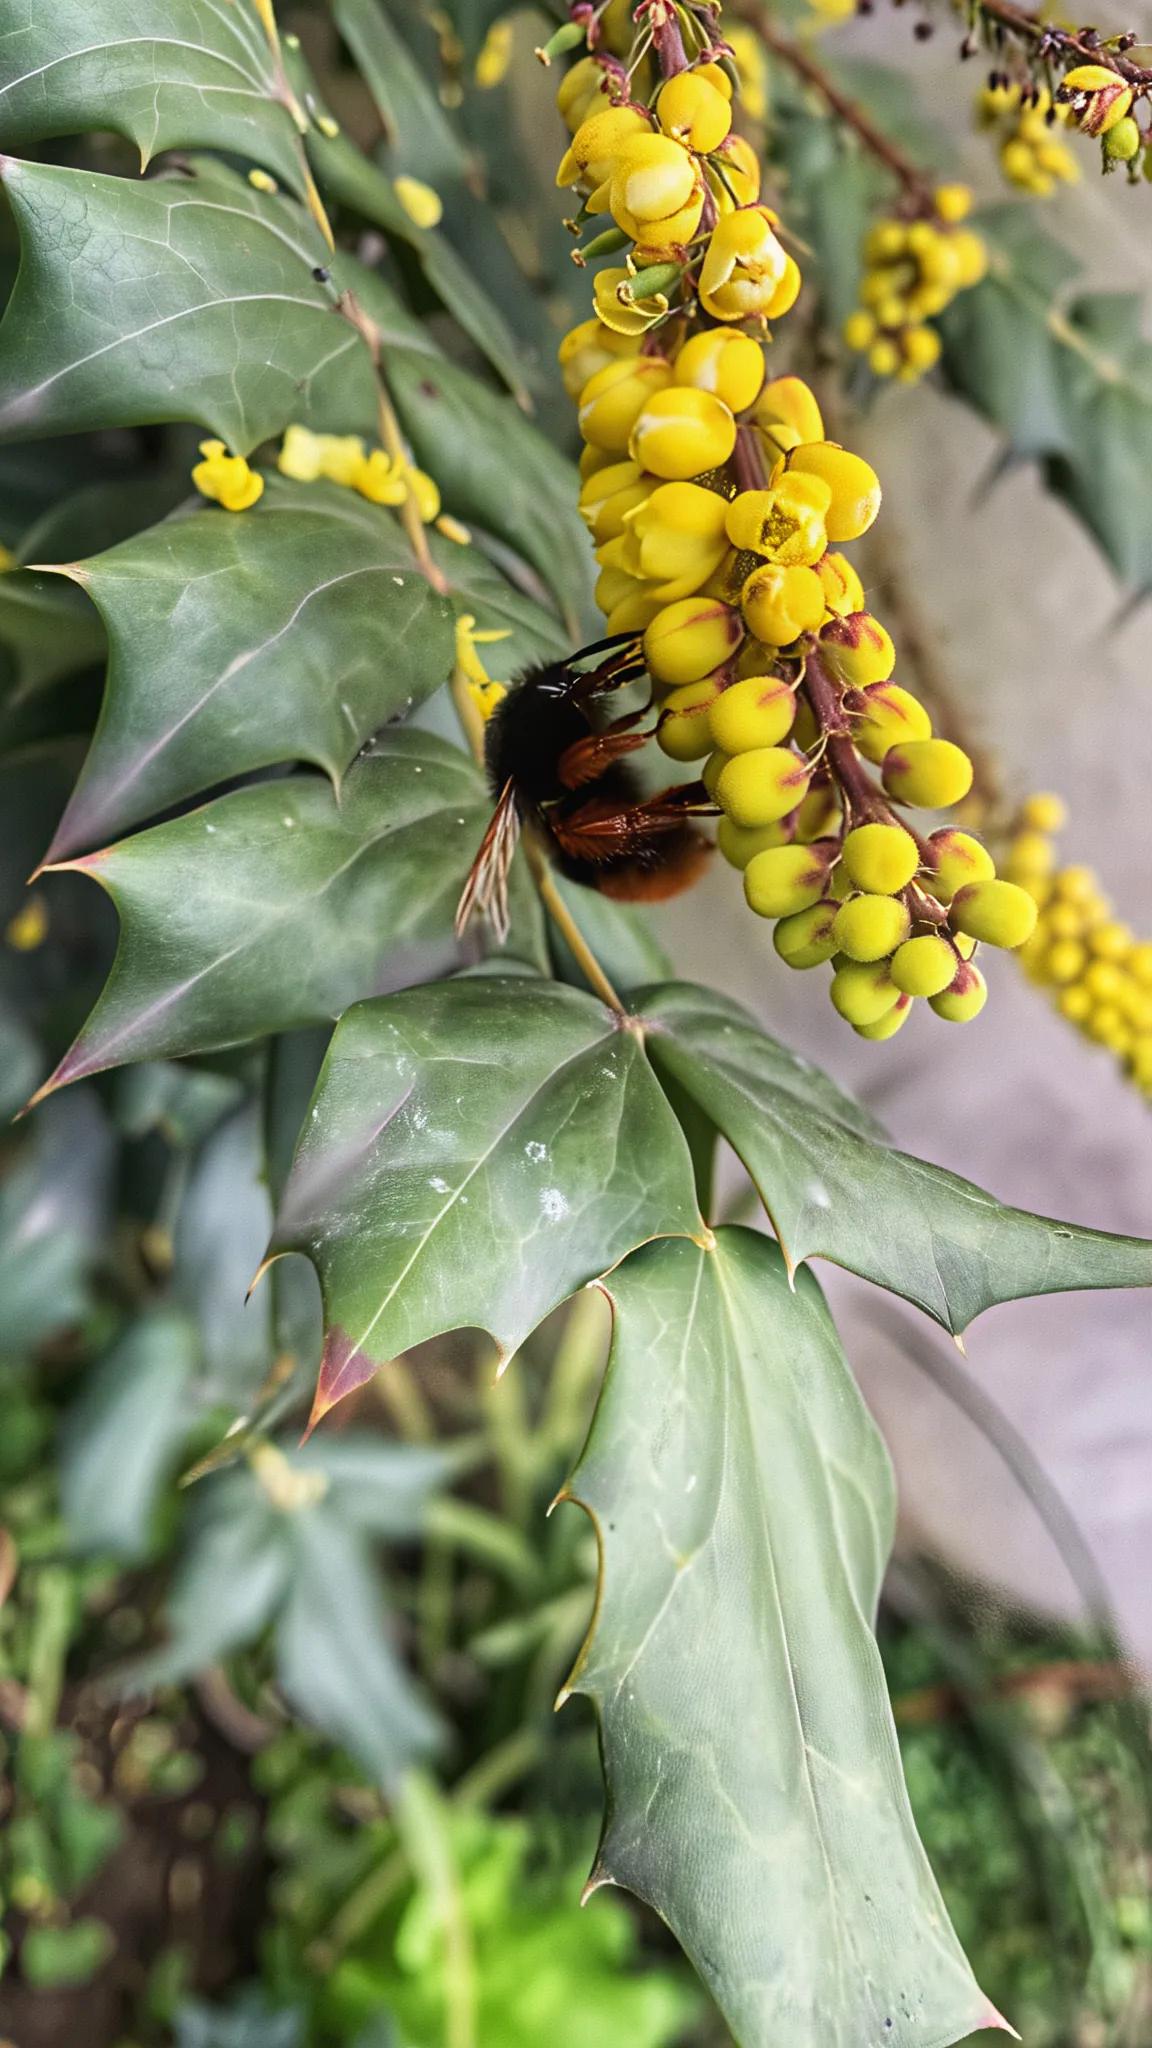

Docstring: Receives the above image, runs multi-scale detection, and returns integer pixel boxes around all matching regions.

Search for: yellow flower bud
[830,959,901,1027]
[718,746,811,829]
[657,675,727,761]
[557,55,616,131]
[841,822,920,895]
[741,562,825,645]
[557,104,652,194]
[629,387,737,479]
[643,597,744,684]
[891,933,959,997]
[774,900,841,969]
[934,183,973,221]
[950,878,1038,949]
[882,739,974,810]
[930,963,988,1022]
[1105,114,1141,160]
[787,443,881,541]
[609,134,702,238]
[579,355,673,452]
[850,682,932,764]
[718,816,794,868]
[833,893,912,962]
[925,828,995,900]
[755,374,825,450]
[579,458,651,542]
[1057,63,1134,135]
[744,842,836,919]
[699,207,797,321]
[191,439,264,512]
[854,993,914,1040]
[708,673,796,753]
[674,329,765,412]
[317,434,370,487]
[843,311,877,354]
[475,20,513,89]
[394,175,443,228]
[657,72,733,153]
[725,473,831,566]
[1020,791,1067,833]
[816,551,865,617]
[818,611,895,686]
[278,424,326,482]
[625,480,730,597]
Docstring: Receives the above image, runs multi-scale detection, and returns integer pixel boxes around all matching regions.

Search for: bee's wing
[455,779,521,945]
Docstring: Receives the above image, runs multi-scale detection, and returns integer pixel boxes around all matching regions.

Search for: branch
[736,9,934,202]
[969,0,1152,90]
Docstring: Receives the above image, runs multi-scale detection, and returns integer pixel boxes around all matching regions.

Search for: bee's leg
[557,710,651,790]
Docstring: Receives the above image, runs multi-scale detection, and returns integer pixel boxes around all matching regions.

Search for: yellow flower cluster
[277,426,441,519]
[1005,795,1152,1092]
[553,5,1035,1038]
[977,80,1079,195]
[842,186,986,383]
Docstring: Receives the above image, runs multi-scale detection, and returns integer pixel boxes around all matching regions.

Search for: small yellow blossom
[192,440,265,512]
[455,613,510,720]
[248,168,279,194]
[475,21,514,89]
[277,424,327,482]
[395,175,444,229]
[436,514,472,545]
[6,894,48,951]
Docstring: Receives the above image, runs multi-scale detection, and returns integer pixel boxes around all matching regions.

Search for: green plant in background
[2,3,1152,2046]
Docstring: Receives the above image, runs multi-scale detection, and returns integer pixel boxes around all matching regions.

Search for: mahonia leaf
[1043,291,1152,588]
[0,566,104,699]
[41,478,455,859]
[0,0,306,192]
[276,1505,441,1784]
[60,1309,199,1561]
[129,1435,445,1782]
[388,349,594,633]
[940,206,1076,459]
[563,1229,1006,2048]
[431,532,569,675]
[0,157,378,451]
[292,53,529,405]
[331,0,470,186]
[268,975,703,1422]
[638,982,1152,1335]
[36,731,545,1088]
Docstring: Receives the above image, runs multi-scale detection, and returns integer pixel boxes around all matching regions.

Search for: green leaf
[276,1507,441,1783]
[42,478,455,859]
[547,877,674,998]
[270,974,702,1418]
[431,530,568,674]
[565,1228,1000,2048]
[59,1310,198,1559]
[1043,291,1152,588]
[939,207,1076,461]
[331,0,470,186]
[0,0,305,191]
[20,1918,115,1990]
[388,349,595,631]
[295,66,529,404]
[40,732,545,1085]
[638,981,1152,1336]
[0,157,377,451]
[0,1092,111,1356]
[173,1108,275,1400]
[0,566,104,699]
[126,1482,293,1687]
